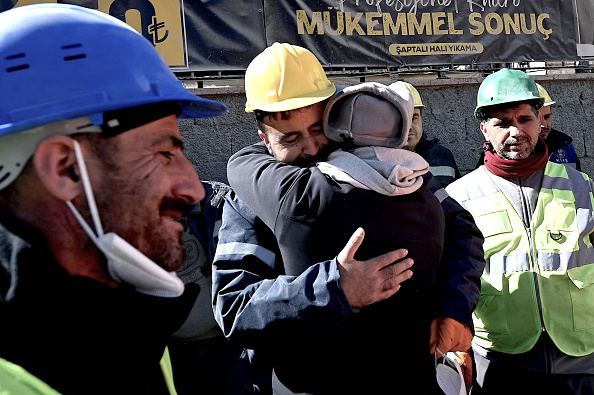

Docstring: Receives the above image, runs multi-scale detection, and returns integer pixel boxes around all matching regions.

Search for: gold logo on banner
[389,43,483,56]
[11,0,187,68]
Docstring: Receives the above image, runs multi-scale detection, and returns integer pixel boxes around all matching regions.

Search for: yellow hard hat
[244,43,336,113]
[536,83,556,107]
[401,82,425,109]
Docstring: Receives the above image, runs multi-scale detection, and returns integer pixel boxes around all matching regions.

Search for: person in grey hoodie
[221,81,483,394]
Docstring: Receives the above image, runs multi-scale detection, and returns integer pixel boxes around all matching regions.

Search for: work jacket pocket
[545,196,577,233]
[474,210,512,239]
[567,265,594,331]
[475,275,508,335]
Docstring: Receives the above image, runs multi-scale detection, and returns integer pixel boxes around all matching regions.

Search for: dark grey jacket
[213,142,485,394]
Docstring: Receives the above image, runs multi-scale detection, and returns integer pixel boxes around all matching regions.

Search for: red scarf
[483,136,549,178]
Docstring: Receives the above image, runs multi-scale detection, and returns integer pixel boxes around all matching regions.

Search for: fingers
[337,235,413,309]
[368,247,410,272]
[429,318,439,355]
[456,352,473,387]
[377,258,413,299]
[337,227,365,265]
[430,318,473,356]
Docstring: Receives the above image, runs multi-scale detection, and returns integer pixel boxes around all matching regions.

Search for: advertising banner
[0,0,584,70]
[263,0,578,67]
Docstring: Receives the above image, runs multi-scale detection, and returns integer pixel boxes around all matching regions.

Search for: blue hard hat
[0,4,228,138]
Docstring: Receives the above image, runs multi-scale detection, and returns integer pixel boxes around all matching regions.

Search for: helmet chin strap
[65,139,185,297]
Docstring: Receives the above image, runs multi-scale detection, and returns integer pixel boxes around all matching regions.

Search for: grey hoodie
[319,81,428,196]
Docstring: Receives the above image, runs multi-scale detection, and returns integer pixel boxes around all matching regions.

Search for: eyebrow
[310,120,323,130]
[152,135,184,150]
[284,120,323,135]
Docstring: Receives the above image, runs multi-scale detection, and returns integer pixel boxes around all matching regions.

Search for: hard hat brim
[245,85,336,113]
[475,97,544,121]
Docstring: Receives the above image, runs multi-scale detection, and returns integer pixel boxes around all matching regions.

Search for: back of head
[0,4,227,191]
[475,68,543,121]
[536,83,556,107]
[323,81,414,149]
[244,42,336,113]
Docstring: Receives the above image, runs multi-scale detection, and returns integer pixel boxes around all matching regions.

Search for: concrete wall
[179,73,594,184]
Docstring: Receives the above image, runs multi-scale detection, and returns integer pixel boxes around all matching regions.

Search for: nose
[538,113,546,129]
[508,122,525,138]
[173,156,205,205]
[301,133,321,156]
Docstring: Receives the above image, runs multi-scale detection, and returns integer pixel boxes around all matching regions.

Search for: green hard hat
[475,68,544,121]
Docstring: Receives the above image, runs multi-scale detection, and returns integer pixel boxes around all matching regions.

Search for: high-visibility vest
[0,358,61,395]
[446,163,594,356]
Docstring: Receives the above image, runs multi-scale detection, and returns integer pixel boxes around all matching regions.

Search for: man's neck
[7,201,120,287]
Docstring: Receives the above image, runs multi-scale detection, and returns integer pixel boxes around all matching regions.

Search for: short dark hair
[254,109,297,123]
[481,100,540,123]
[254,104,316,136]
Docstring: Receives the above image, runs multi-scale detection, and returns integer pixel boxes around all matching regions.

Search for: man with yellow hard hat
[536,83,581,171]
[402,82,462,187]
[212,43,485,394]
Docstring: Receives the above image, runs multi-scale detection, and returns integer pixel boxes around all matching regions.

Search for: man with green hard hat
[475,82,583,171]
[0,4,228,394]
[446,68,594,394]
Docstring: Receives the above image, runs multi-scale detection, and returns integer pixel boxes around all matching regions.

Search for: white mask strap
[67,139,104,237]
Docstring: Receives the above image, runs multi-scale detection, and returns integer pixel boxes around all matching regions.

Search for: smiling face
[85,114,204,271]
[480,102,540,160]
[257,102,331,166]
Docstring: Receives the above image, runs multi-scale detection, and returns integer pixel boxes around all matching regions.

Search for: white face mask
[435,348,466,395]
[65,139,184,297]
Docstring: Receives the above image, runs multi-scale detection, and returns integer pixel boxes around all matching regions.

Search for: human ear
[258,129,274,155]
[32,135,82,202]
[479,122,490,141]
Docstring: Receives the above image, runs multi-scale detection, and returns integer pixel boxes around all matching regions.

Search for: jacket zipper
[518,178,546,334]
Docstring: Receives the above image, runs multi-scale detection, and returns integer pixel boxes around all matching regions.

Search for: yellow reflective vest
[0,358,61,395]
[446,163,594,356]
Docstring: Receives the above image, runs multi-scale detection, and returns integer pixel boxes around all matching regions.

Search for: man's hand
[429,317,473,356]
[337,228,413,309]
[455,351,473,387]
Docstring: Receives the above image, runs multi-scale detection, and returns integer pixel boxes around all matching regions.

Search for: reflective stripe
[433,187,449,203]
[429,165,456,178]
[542,170,588,210]
[458,168,499,201]
[213,219,222,239]
[538,249,594,271]
[486,253,531,274]
[578,208,594,251]
[215,242,276,267]
[542,166,594,251]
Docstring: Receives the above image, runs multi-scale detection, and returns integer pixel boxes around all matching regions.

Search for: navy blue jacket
[415,135,461,187]
[546,128,581,171]
[213,143,485,394]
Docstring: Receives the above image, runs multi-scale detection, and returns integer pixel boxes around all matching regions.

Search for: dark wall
[179,74,594,184]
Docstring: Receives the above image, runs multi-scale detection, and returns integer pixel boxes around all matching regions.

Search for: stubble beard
[493,135,538,160]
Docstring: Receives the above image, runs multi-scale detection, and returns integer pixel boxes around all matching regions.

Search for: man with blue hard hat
[0,4,227,394]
